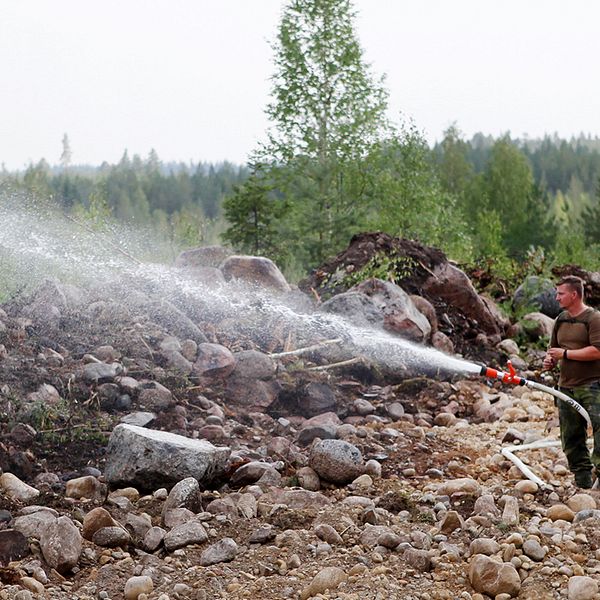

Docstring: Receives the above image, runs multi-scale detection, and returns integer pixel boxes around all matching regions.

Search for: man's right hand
[542,353,556,370]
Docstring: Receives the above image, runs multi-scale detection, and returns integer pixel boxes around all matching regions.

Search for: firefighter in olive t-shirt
[543,276,600,489]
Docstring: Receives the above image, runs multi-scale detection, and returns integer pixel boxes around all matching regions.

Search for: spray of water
[0,191,481,378]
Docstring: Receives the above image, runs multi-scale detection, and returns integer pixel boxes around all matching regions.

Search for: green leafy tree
[366,124,473,261]
[435,124,473,198]
[222,166,286,257]
[224,0,389,270]
[480,136,557,257]
[580,177,600,244]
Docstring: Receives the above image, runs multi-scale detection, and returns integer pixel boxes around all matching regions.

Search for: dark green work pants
[558,383,600,483]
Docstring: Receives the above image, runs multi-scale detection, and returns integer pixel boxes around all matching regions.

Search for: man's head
[556,275,584,309]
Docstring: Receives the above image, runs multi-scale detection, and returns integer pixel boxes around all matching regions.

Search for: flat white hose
[500,384,591,488]
[524,380,591,428]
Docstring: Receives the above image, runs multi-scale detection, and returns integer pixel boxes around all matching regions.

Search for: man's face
[555,284,578,309]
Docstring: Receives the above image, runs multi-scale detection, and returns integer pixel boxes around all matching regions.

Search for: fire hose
[479,360,591,489]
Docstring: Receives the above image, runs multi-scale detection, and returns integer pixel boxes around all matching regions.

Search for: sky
[1,0,599,170]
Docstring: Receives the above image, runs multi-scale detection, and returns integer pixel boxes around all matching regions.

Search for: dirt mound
[300,232,503,359]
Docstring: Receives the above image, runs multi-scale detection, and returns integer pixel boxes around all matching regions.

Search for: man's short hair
[558,275,584,298]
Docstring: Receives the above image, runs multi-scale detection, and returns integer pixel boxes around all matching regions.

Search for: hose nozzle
[480,360,526,385]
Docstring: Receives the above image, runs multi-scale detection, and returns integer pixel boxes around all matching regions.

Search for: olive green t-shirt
[550,307,600,388]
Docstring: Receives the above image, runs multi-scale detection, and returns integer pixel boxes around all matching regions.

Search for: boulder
[104,424,230,489]
[423,262,502,335]
[513,276,560,317]
[194,343,235,378]
[175,246,233,269]
[351,278,431,342]
[220,255,290,292]
[320,291,384,327]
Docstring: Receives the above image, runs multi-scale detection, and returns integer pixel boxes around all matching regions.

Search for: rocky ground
[0,238,599,600]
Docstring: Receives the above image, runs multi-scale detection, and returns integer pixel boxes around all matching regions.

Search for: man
[543,275,600,489]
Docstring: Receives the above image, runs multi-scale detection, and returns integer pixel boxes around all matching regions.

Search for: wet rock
[194,343,235,378]
[352,278,431,342]
[298,382,337,418]
[175,245,233,269]
[220,255,291,292]
[309,439,364,484]
[104,424,230,489]
[231,349,276,380]
[297,424,338,446]
[199,537,238,566]
[225,378,281,410]
[431,330,454,353]
[469,554,521,597]
[423,262,502,335]
[320,291,384,327]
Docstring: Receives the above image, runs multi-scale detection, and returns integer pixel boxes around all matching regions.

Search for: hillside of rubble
[0,233,599,600]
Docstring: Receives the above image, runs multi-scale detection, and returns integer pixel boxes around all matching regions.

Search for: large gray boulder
[104,424,230,489]
[351,279,431,342]
[320,291,384,327]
